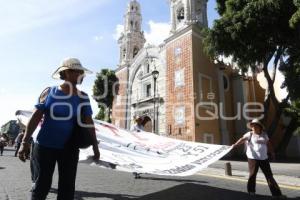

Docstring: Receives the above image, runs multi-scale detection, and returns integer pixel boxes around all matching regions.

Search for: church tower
[112,0,146,129]
[118,0,146,66]
[170,0,208,33]
[165,0,224,143]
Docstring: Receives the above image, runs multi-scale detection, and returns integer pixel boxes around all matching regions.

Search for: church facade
[111,0,265,145]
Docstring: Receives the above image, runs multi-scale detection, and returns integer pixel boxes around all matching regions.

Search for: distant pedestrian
[232,119,286,199]
[17,58,100,200]
[0,134,8,156]
[130,115,144,132]
[15,130,25,157]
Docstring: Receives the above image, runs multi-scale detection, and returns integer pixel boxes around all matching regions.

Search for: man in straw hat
[18,58,100,200]
[232,118,286,199]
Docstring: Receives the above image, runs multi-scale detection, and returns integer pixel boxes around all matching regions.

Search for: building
[111,0,266,145]
[1,120,20,141]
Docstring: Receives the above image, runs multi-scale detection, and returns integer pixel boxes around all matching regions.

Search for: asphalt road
[0,147,299,200]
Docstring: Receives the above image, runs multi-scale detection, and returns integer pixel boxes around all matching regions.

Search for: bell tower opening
[170,0,208,33]
[118,0,146,66]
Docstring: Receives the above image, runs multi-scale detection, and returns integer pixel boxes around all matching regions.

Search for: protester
[0,134,8,156]
[232,118,286,199]
[131,115,144,132]
[18,57,100,200]
[15,130,25,157]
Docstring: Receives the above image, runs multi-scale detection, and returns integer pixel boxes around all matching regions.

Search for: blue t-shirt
[35,86,93,149]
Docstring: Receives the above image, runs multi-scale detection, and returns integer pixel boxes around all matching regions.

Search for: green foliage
[95,105,106,121]
[204,0,300,139]
[93,69,118,122]
[279,39,300,135]
[203,0,298,70]
[290,0,300,28]
[216,0,226,15]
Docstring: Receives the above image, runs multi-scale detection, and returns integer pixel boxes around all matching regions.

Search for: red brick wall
[165,32,195,141]
[112,67,128,129]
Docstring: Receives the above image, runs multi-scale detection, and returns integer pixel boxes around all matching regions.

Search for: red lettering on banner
[99,124,121,137]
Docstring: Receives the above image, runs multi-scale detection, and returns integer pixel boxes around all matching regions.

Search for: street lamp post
[152,68,159,133]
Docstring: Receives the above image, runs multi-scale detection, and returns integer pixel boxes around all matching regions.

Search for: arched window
[223,75,229,91]
[145,62,150,74]
[177,7,184,21]
[123,48,126,59]
[133,47,139,58]
[130,21,133,28]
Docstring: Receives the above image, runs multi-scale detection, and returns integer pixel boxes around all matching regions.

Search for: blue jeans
[31,144,79,200]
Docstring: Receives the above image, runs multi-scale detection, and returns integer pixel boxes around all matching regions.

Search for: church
[111,0,265,145]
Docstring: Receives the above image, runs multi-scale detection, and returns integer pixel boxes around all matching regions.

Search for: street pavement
[0,146,299,200]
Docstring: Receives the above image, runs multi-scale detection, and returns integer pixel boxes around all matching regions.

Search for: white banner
[16,110,232,176]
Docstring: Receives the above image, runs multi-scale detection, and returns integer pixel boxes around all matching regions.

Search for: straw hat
[247,118,265,130]
[52,58,92,79]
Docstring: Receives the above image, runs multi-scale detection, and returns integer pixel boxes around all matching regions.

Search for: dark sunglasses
[67,69,84,74]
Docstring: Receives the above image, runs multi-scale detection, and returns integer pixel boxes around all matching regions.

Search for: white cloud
[144,20,170,45]
[257,69,288,101]
[0,0,109,37]
[94,35,104,41]
[113,24,124,40]
[0,88,7,94]
[113,21,170,45]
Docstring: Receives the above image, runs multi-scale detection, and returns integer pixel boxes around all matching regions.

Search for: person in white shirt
[131,116,144,133]
[232,119,286,199]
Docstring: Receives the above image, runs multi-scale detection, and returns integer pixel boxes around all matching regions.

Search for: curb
[198,167,300,191]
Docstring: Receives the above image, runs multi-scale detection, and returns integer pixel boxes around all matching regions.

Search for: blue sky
[0,0,286,126]
[0,0,220,125]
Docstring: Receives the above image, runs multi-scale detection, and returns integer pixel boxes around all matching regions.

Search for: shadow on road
[138,176,208,184]
[50,183,299,200]
[50,188,136,200]
[136,183,299,200]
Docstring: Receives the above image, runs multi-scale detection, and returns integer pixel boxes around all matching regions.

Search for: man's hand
[18,143,30,162]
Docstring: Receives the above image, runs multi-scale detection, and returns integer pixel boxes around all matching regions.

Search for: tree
[203,0,300,154]
[290,0,300,28]
[93,69,118,122]
[94,105,106,121]
[278,2,300,140]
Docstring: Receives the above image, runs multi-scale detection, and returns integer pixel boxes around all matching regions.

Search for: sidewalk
[199,160,300,189]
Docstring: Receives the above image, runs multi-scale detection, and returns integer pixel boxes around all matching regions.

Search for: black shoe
[248,192,255,196]
[133,172,141,179]
[271,195,287,199]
